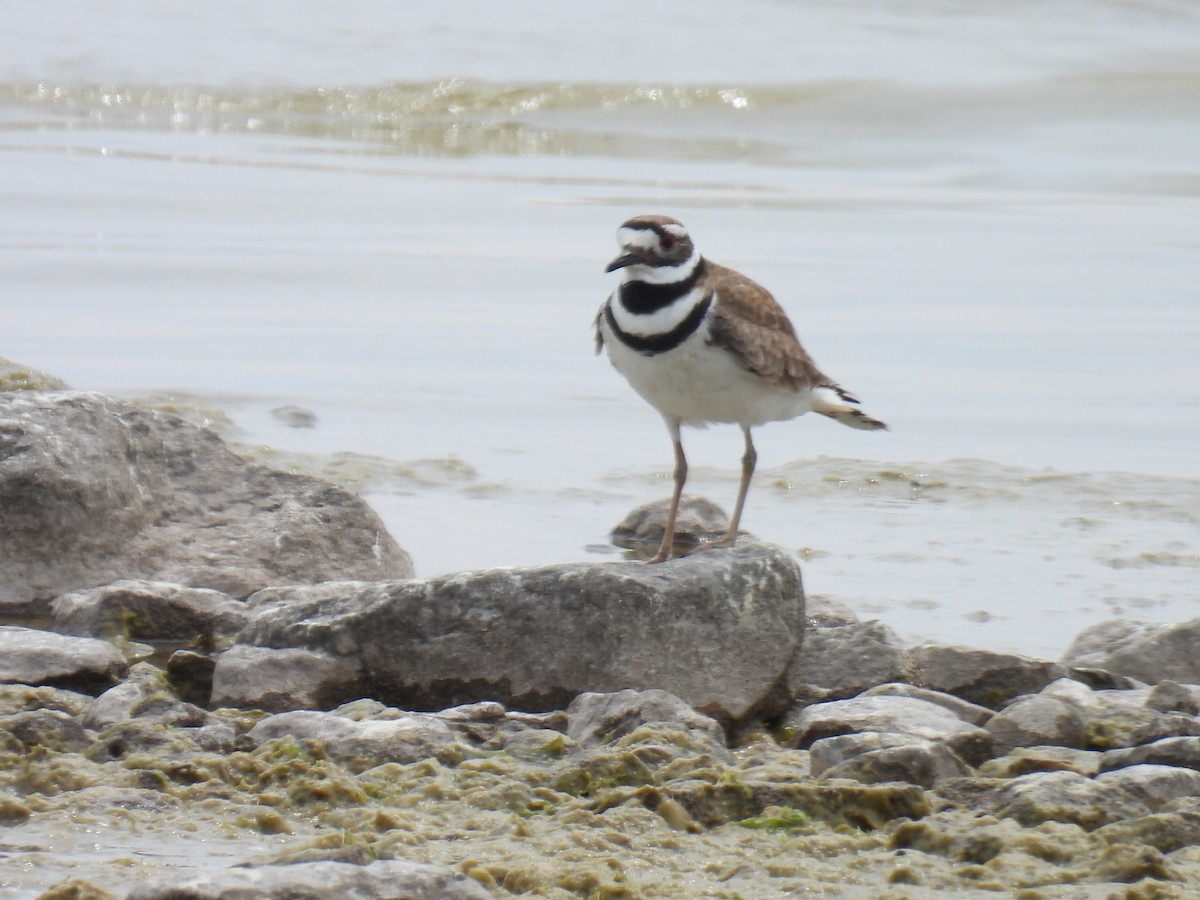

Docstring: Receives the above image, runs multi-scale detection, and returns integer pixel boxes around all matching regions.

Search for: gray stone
[977,745,1104,778]
[82,662,166,734]
[784,694,992,766]
[0,626,127,692]
[1096,764,1200,811]
[1095,811,1200,854]
[993,770,1150,830]
[566,689,727,754]
[985,693,1086,756]
[86,718,205,762]
[610,495,729,553]
[223,539,805,728]
[1101,736,1200,773]
[52,580,250,642]
[209,646,364,712]
[1061,617,1200,685]
[125,859,491,900]
[818,739,971,789]
[1037,677,1200,751]
[904,643,1063,708]
[787,620,907,703]
[0,683,91,717]
[860,682,993,727]
[0,391,412,613]
[246,709,462,772]
[1146,680,1200,715]
[0,708,90,753]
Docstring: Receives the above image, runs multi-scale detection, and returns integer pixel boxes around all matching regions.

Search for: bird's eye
[660,234,676,250]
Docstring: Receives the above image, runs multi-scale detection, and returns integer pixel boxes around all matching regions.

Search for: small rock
[209,646,364,712]
[125,859,491,900]
[247,709,462,772]
[860,683,993,727]
[610,495,730,553]
[811,732,971,788]
[0,626,127,693]
[165,649,218,707]
[985,693,1086,756]
[993,770,1149,830]
[567,689,728,754]
[1095,811,1200,855]
[977,746,1104,778]
[905,643,1063,708]
[1101,736,1200,773]
[52,580,250,643]
[1095,763,1200,811]
[1146,680,1200,715]
[787,620,907,703]
[784,694,992,766]
[270,405,318,428]
[0,708,90,753]
[0,684,92,717]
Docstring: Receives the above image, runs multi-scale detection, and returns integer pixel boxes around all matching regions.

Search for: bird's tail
[811,385,888,431]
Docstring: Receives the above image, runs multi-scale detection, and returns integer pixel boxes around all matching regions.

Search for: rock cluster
[5,385,1200,897]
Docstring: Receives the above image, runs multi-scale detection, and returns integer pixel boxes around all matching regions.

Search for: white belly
[601,314,812,428]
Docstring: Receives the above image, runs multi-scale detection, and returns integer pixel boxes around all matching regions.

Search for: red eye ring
[660,234,676,250]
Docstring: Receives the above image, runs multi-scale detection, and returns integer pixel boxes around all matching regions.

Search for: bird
[595,214,887,563]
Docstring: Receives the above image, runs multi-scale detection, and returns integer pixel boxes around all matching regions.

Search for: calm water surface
[3,1,1199,663]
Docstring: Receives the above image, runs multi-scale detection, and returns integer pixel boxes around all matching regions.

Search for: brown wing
[704,262,832,393]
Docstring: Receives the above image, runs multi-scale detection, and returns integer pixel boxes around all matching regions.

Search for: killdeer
[595,214,887,563]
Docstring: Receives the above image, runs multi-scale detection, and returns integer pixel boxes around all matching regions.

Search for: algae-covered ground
[3,688,1195,899]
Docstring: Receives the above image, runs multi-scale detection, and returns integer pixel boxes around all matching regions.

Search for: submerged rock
[0,391,413,613]
[218,539,805,728]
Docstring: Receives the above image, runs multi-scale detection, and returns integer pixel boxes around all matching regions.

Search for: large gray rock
[0,391,412,612]
[0,626,127,692]
[1062,618,1200,685]
[218,540,805,727]
[125,859,491,900]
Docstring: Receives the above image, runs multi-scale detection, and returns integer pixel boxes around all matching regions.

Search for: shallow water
[3,1,1199,662]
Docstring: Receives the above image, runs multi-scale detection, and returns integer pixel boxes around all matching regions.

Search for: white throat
[619,248,702,285]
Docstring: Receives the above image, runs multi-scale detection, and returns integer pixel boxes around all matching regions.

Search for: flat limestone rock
[219,540,806,728]
[0,626,127,693]
[0,391,413,611]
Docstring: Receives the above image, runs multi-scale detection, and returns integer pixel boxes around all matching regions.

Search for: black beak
[605,251,642,273]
